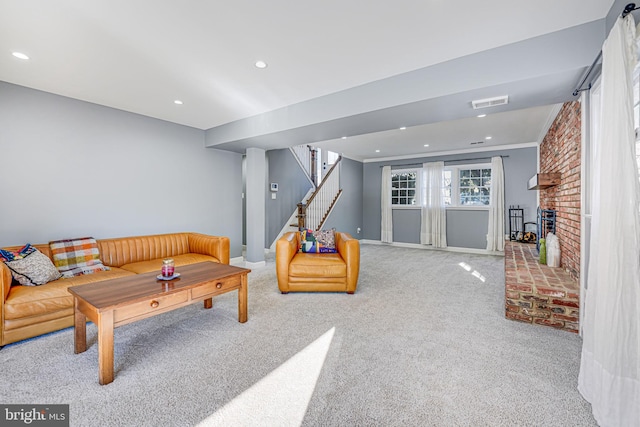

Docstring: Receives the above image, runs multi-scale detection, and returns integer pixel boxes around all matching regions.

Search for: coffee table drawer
[114,292,188,322]
[192,275,241,299]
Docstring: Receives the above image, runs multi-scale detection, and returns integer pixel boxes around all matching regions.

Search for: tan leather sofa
[0,232,229,346]
[276,231,360,294]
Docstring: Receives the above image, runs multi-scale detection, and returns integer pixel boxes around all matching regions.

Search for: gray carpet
[0,244,596,426]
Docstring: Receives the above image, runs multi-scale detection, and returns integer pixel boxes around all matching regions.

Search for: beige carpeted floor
[0,244,596,426]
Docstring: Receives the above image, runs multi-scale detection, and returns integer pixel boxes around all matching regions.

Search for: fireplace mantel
[527,173,561,190]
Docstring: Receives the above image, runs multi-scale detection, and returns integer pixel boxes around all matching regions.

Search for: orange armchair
[276,231,360,294]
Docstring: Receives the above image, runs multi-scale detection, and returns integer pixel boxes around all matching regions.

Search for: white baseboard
[245,260,266,269]
[360,239,504,256]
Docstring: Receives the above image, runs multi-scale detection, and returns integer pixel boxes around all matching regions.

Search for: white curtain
[486,156,505,252]
[420,161,447,248]
[578,15,640,427]
[381,165,393,243]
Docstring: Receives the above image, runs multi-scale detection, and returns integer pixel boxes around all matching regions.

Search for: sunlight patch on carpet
[459,261,486,282]
[197,327,335,427]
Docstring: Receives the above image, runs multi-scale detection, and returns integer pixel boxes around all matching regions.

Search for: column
[245,147,266,266]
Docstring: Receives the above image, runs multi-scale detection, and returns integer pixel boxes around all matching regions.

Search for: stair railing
[298,155,343,230]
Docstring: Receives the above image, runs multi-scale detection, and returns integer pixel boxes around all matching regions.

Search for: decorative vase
[539,239,547,265]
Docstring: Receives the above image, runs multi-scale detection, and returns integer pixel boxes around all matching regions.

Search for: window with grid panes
[443,164,492,207]
[391,170,418,205]
[459,167,492,205]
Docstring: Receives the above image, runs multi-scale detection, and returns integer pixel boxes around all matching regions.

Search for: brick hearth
[504,241,579,333]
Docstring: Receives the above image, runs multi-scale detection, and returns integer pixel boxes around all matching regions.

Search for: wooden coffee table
[68,261,250,385]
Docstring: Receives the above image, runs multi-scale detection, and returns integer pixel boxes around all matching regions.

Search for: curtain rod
[380,155,509,168]
[572,2,638,96]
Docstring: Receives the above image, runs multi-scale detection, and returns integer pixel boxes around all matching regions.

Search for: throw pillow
[0,243,37,262]
[4,248,62,286]
[299,228,337,253]
[49,237,109,278]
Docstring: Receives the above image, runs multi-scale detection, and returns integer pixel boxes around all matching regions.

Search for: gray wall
[265,149,312,246]
[0,81,243,257]
[323,157,363,238]
[447,209,490,249]
[362,147,538,249]
[390,209,489,249]
[391,209,421,244]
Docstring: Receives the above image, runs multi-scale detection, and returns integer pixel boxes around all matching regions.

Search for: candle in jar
[161,258,175,277]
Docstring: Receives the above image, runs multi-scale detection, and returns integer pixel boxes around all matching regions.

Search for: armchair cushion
[289,253,346,278]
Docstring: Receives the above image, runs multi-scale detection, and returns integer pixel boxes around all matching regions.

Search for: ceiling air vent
[471,95,509,110]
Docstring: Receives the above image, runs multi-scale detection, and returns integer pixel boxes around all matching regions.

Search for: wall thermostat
[270,183,278,192]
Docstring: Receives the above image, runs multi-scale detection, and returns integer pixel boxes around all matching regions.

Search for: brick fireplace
[504,101,581,332]
[505,242,579,333]
[539,101,581,279]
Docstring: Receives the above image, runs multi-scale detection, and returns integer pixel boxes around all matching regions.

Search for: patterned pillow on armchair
[299,228,337,253]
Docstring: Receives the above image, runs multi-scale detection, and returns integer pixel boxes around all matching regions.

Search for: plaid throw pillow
[49,237,109,278]
[299,228,337,253]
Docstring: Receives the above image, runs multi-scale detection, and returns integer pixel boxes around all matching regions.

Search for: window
[327,150,340,165]
[391,169,418,205]
[388,164,491,208]
[443,164,492,207]
[459,167,492,205]
[443,169,452,205]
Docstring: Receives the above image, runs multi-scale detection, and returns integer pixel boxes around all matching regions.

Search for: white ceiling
[317,104,561,162]
[1,0,615,161]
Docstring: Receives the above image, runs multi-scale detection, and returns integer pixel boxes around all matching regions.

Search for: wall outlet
[357,227,361,234]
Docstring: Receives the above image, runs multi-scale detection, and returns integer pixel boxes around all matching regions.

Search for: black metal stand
[509,207,524,241]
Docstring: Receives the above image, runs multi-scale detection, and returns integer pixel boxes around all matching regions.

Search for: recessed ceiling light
[485,136,492,140]
[424,144,429,147]
[375,150,380,153]
[341,136,347,139]
[174,100,183,105]
[255,60,268,69]
[400,127,406,130]
[12,52,29,60]
[477,114,486,118]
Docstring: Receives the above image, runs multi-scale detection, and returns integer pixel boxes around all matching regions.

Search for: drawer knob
[216,282,223,289]
[150,300,159,308]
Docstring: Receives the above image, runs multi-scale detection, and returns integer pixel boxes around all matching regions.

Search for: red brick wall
[539,101,581,279]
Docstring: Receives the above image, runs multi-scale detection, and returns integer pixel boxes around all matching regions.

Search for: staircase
[290,146,343,231]
[290,144,317,186]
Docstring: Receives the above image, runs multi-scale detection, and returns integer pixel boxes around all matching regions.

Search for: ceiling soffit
[205,20,604,154]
